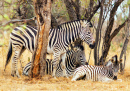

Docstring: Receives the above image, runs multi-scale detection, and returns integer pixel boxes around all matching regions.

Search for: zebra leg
[11,46,22,78]
[71,71,86,81]
[52,53,60,78]
[19,47,26,71]
[85,72,89,80]
[61,53,67,77]
[100,76,113,82]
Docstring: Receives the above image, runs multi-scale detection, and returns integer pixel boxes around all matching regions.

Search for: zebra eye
[88,32,90,34]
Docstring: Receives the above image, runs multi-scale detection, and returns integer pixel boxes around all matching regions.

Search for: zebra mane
[57,19,93,29]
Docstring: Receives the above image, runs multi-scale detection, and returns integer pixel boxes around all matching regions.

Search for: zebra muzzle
[113,76,117,80]
[89,42,95,49]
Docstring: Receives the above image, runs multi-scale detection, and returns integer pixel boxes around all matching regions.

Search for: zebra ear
[88,21,93,27]
[112,55,118,62]
[80,20,86,28]
[73,47,79,52]
[87,19,93,27]
[111,59,114,63]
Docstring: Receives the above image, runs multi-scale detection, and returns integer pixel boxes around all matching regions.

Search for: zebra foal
[71,55,122,82]
[23,45,87,77]
[5,19,95,78]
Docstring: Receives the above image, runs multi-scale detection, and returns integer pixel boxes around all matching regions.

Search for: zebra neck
[60,20,81,45]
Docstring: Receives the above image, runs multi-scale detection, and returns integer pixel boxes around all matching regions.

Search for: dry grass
[0,38,130,91]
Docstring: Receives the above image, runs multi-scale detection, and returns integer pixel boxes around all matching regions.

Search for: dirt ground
[0,45,130,91]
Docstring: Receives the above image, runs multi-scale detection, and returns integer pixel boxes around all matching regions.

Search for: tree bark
[64,0,77,21]
[29,0,51,78]
[85,1,101,21]
[119,5,130,74]
[99,0,125,63]
[40,0,51,76]
[94,0,104,65]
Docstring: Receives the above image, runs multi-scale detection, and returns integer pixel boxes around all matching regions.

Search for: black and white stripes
[71,55,122,82]
[5,19,95,78]
[23,45,87,77]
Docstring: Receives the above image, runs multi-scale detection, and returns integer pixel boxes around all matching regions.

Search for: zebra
[22,45,87,77]
[71,55,122,82]
[5,19,95,78]
[22,59,52,76]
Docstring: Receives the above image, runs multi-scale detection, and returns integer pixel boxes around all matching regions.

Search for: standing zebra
[71,55,122,82]
[23,45,87,77]
[5,19,95,78]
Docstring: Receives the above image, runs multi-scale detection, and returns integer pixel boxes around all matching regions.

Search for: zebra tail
[4,40,12,71]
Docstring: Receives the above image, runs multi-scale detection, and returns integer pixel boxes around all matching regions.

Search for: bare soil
[0,45,130,91]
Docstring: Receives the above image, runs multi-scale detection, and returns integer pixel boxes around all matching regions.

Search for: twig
[2,17,36,27]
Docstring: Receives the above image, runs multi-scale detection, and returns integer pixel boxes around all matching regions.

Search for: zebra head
[79,20,95,49]
[73,45,87,68]
[106,55,122,80]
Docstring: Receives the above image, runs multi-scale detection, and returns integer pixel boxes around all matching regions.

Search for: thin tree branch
[106,0,124,35]
[100,0,124,62]
[119,5,130,74]
[94,0,104,65]
[109,18,129,42]
[87,2,101,21]
[64,0,77,20]
[2,17,36,26]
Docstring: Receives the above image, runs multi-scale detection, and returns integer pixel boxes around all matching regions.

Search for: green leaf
[0,15,3,21]
[3,14,10,20]
[6,0,11,3]
[128,0,130,5]
[0,34,3,38]
[10,23,13,26]
[4,25,10,30]
[13,4,17,8]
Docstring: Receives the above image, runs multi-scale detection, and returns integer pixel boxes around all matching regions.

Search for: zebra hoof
[71,79,76,81]
[66,76,69,79]
[17,75,20,78]
[53,76,58,80]
[52,75,57,79]
[11,74,15,77]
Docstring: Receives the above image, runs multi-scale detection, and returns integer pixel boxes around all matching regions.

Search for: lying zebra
[71,55,122,82]
[23,45,87,77]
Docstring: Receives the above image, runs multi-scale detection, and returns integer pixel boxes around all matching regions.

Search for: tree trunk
[29,0,51,78]
[40,0,51,76]
[94,0,104,65]
[64,0,77,21]
[119,5,130,74]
